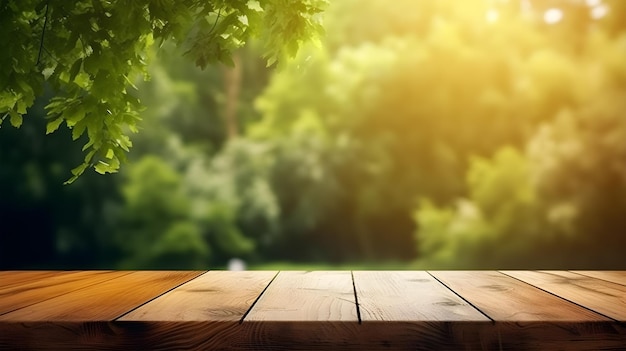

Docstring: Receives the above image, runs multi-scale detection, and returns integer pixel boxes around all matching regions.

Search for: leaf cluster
[0,0,326,182]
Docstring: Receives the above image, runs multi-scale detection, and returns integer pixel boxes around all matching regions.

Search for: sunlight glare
[543,8,563,24]
[591,4,608,19]
[486,9,499,23]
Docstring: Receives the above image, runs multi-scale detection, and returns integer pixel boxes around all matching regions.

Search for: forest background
[2,0,625,270]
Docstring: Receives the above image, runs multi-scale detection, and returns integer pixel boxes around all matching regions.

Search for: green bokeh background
[2,0,625,269]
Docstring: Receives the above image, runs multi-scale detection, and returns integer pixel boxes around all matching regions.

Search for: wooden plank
[0,271,125,315]
[2,317,625,350]
[1,271,626,350]
[0,271,203,321]
[430,271,607,321]
[119,271,276,321]
[504,270,626,321]
[0,321,488,350]
[353,271,487,321]
[0,271,71,290]
[245,271,357,321]
[571,270,626,286]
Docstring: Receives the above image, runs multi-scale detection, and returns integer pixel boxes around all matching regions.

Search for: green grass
[247,261,419,270]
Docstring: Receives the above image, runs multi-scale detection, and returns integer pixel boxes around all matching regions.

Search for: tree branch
[36,0,50,66]
[208,8,222,34]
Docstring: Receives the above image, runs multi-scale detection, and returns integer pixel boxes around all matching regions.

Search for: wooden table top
[0,270,625,350]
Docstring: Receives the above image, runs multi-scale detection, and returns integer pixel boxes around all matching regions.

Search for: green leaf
[247,0,263,12]
[94,161,111,174]
[65,163,89,184]
[42,67,55,80]
[64,175,79,185]
[69,59,83,82]
[266,55,277,67]
[71,163,89,176]
[84,149,96,163]
[9,110,22,127]
[0,92,18,110]
[16,79,31,94]
[74,73,91,88]
[72,119,88,140]
[82,138,96,151]
[46,117,64,134]
[16,100,27,114]
[65,105,85,127]
[105,148,115,159]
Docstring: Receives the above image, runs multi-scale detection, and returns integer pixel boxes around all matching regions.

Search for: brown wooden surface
[119,271,276,321]
[353,270,487,321]
[245,271,357,321]
[504,270,626,320]
[0,270,126,315]
[571,270,626,286]
[2,320,625,351]
[0,271,202,321]
[0,271,73,290]
[1,270,626,350]
[430,270,607,321]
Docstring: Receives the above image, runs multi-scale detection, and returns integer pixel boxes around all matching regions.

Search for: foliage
[0,94,121,268]
[415,36,626,268]
[183,139,275,262]
[0,0,326,182]
[115,155,207,268]
[415,148,547,268]
[3,0,626,269]
[527,94,626,267]
[253,0,626,266]
[416,92,626,269]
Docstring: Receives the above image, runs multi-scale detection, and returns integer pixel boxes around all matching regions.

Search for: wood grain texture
[430,271,607,321]
[119,271,276,321]
[353,271,487,321]
[2,320,625,350]
[504,270,626,321]
[571,270,626,286]
[245,271,357,321]
[1,271,626,350]
[0,271,72,290]
[0,271,203,321]
[0,271,125,316]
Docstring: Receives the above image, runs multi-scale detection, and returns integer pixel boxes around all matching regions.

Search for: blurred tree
[251,0,626,264]
[527,94,626,267]
[415,148,548,269]
[108,41,274,267]
[416,94,626,269]
[115,156,210,269]
[183,139,274,263]
[414,16,626,268]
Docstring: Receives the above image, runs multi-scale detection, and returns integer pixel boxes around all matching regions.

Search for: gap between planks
[569,270,626,287]
[350,271,362,324]
[238,271,280,324]
[0,271,134,317]
[98,270,617,324]
[498,270,619,322]
[239,271,363,323]
[113,270,209,321]
[242,271,492,324]
[426,271,494,323]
